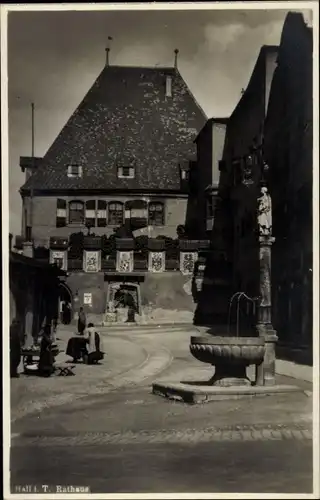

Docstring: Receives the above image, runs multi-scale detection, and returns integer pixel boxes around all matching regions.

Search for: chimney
[174,48,179,69]
[105,47,110,66]
[22,241,34,259]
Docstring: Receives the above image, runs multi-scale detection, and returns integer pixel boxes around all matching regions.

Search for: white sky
[6,6,312,236]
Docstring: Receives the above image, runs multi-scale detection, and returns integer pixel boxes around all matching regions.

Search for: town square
[3,2,317,497]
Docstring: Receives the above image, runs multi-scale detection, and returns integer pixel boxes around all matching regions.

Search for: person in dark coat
[10,319,22,378]
[77,307,86,335]
[38,325,55,377]
[83,323,104,365]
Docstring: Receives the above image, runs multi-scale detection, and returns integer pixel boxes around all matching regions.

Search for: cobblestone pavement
[12,422,312,447]
[9,326,314,495]
[10,328,173,422]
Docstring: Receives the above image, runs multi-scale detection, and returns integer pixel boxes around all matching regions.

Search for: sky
[6,6,312,237]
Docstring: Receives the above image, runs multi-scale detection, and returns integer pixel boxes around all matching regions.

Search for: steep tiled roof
[21,65,207,193]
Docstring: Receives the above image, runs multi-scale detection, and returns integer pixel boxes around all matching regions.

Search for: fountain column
[256,187,278,386]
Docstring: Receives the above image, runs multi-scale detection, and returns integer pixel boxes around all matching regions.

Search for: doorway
[106,282,142,322]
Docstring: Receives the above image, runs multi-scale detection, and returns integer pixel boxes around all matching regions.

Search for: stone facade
[23,195,188,246]
[17,60,207,325]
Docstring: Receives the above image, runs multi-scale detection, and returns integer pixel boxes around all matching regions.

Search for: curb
[152,381,304,404]
[275,359,313,383]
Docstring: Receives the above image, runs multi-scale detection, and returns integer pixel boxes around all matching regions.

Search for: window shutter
[56,199,67,227]
[97,200,107,227]
[85,200,96,227]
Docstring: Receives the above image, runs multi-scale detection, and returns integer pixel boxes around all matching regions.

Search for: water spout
[227,292,259,337]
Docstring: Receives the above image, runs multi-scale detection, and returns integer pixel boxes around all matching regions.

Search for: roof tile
[21,66,207,192]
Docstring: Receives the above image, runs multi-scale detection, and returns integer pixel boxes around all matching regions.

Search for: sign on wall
[83,293,92,305]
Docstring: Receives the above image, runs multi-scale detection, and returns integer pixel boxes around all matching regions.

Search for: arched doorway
[107,282,141,323]
[59,283,73,325]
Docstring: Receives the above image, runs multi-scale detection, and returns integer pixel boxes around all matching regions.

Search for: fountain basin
[190,336,265,387]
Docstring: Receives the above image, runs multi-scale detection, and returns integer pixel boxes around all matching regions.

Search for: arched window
[69,201,85,224]
[148,202,164,226]
[108,202,124,226]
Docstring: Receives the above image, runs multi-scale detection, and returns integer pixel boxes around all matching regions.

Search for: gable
[21,66,207,193]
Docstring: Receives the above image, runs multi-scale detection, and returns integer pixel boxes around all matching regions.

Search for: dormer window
[67,164,82,178]
[117,166,135,178]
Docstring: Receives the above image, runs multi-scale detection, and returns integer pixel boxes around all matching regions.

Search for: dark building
[17,54,207,324]
[187,118,230,325]
[215,13,313,348]
[220,44,279,296]
[192,45,278,327]
[187,118,228,239]
[264,12,313,351]
[10,240,66,347]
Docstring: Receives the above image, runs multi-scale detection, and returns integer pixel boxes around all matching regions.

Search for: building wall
[189,121,226,239]
[264,13,313,348]
[211,123,226,186]
[189,123,213,238]
[223,46,278,163]
[219,15,312,349]
[65,270,196,323]
[24,194,188,245]
[10,255,62,345]
[221,46,278,296]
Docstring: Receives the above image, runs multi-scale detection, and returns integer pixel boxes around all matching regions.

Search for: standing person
[65,302,71,324]
[77,307,86,335]
[10,319,22,378]
[61,301,66,324]
[38,324,55,377]
[83,323,104,365]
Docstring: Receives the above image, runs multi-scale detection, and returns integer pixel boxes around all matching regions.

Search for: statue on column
[257,187,272,237]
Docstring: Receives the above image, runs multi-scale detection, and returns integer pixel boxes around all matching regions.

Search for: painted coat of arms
[118,251,133,272]
[149,252,165,272]
[180,252,197,275]
[84,251,100,273]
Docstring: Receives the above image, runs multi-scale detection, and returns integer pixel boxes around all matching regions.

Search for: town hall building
[17,51,208,324]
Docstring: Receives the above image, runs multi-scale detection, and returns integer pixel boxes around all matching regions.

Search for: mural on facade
[117,251,134,272]
[84,251,101,273]
[149,252,165,272]
[180,252,197,275]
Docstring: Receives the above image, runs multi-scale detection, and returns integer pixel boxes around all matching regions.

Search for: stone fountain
[189,335,265,387]
[152,187,302,403]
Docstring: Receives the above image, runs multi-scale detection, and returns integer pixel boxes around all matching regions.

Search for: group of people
[10,320,56,378]
[66,307,104,365]
[10,307,104,379]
